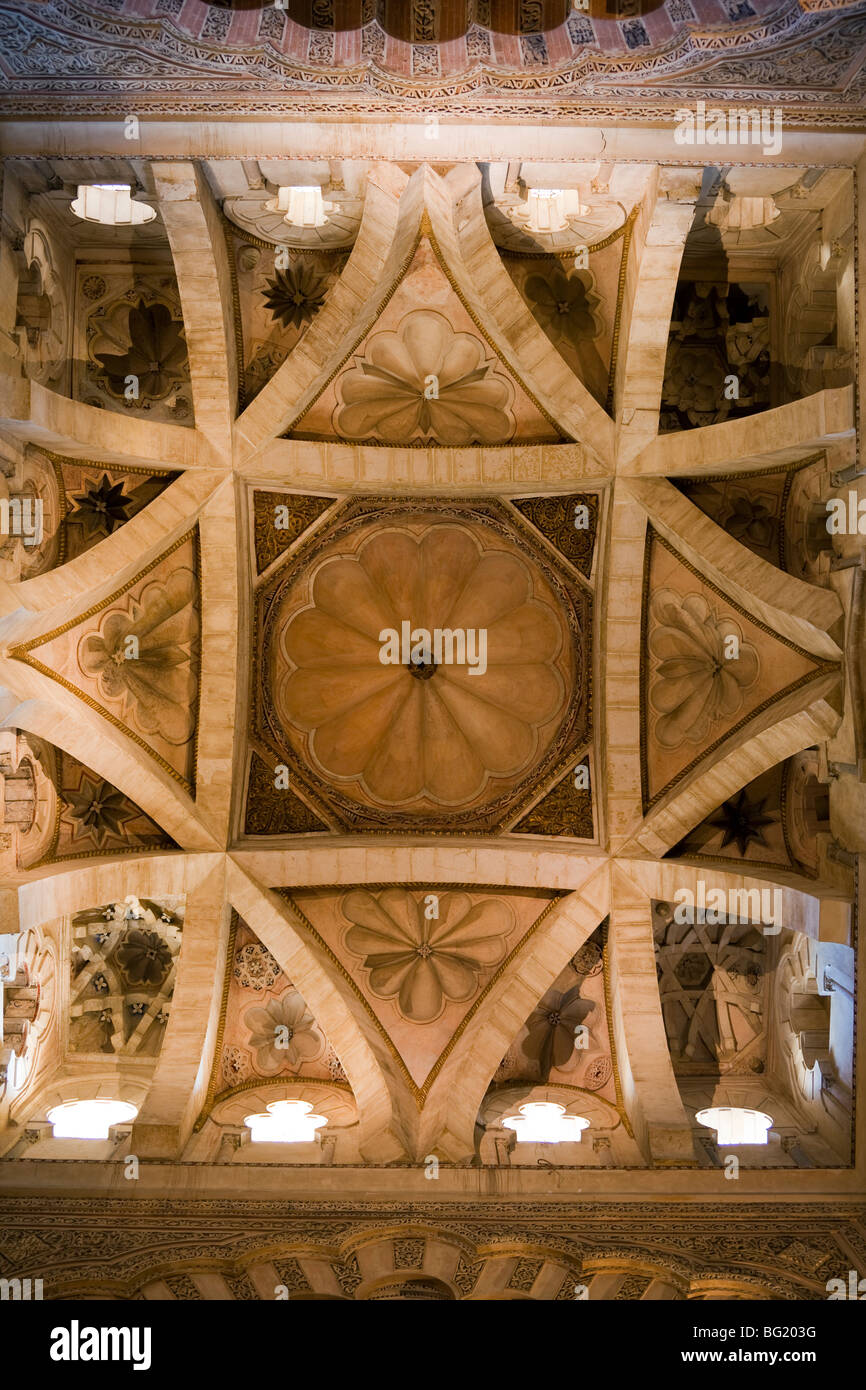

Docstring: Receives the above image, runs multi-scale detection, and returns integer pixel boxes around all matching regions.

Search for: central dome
[270,513,576,813]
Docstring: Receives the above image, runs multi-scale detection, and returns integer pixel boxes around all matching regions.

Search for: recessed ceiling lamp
[244,1098,327,1143]
[47,1098,138,1140]
[71,184,157,226]
[525,188,590,234]
[265,185,333,229]
[706,194,780,234]
[502,1101,590,1144]
[696,1106,774,1145]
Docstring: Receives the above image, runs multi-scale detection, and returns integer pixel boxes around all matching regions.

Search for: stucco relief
[0,925,56,1106]
[290,885,562,1089]
[68,897,183,1058]
[334,311,516,447]
[648,589,760,750]
[4,0,865,119]
[292,241,560,445]
[491,926,617,1108]
[642,532,826,808]
[76,268,192,425]
[214,917,343,1095]
[12,533,201,788]
[271,513,574,814]
[78,569,198,749]
[342,888,511,1024]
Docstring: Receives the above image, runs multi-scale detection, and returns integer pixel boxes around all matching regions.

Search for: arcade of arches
[0,0,864,1304]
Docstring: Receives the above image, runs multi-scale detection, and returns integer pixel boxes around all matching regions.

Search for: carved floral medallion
[257,498,591,830]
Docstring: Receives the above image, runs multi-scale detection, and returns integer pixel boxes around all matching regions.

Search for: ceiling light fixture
[265,185,332,228]
[47,1098,138,1140]
[525,187,590,234]
[244,1098,327,1143]
[705,193,780,234]
[696,1106,774,1145]
[71,184,157,226]
[502,1101,590,1144]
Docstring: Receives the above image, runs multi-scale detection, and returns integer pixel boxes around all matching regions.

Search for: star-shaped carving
[707,790,775,857]
[70,474,134,540]
[65,774,130,846]
[262,263,327,331]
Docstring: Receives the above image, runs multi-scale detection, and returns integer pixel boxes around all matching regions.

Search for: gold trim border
[605,204,639,416]
[602,919,634,1140]
[422,210,568,442]
[640,527,839,814]
[197,885,617,1127]
[284,223,426,436]
[281,885,568,1108]
[9,527,202,795]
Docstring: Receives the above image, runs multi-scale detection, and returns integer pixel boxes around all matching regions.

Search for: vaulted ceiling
[0,55,864,1301]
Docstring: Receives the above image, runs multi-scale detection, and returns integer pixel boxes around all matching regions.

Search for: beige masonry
[0,126,863,1302]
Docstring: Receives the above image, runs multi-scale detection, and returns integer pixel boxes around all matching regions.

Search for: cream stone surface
[634,386,856,477]
[617,169,704,463]
[152,163,237,462]
[0,99,863,1305]
[627,475,843,660]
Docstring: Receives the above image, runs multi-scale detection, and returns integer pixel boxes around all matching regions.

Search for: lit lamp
[47,1098,138,1139]
[244,1098,327,1143]
[502,1101,590,1144]
[696,1106,773,1145]
[525,188,590,234]
[265,185,331,228]
[71,184,156,226]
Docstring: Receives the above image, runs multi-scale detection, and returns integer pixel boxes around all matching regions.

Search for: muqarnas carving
[661,281,770,431]
[652,899,767,1075]
[75,266,192,425]
[69,897,184,1056]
